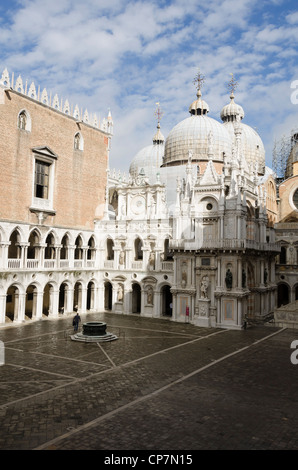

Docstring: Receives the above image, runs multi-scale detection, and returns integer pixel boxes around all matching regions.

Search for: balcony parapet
[169,238,281,252]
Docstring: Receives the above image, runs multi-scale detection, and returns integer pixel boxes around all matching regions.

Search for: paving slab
[0,312,297,451]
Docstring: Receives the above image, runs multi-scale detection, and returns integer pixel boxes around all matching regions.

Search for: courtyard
[0,311,297,451]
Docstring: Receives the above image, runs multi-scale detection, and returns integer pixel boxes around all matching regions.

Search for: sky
[0,0,297,175]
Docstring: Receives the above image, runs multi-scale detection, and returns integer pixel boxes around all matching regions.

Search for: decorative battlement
[0,68,113,134]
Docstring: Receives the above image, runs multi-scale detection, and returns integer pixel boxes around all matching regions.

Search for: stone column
[49,286,59,317]
[35,291,43,320]
[0,294,6,324]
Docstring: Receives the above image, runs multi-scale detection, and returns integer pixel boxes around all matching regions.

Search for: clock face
[131,195,145,215]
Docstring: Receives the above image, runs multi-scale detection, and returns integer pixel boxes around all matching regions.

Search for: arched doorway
[104,281,112,310]
[73,282,83,310]
[43,283,53,316]
[132,283,141,314]
[59,282,67,313]
[25,285,37,319]
[161,285,172,316]
[277,283,289,307]
[87,281,95,311]
[6,285,19,322]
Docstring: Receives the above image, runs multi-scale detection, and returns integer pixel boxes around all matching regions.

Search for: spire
[153,102,164,144]
[220,73,244,122]
[189,68,209,115]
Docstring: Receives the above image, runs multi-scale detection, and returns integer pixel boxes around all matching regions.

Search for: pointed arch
[74,132,84,151]
[17,109,31,131]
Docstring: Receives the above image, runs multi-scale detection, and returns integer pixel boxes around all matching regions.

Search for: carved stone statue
[117,284,123,302]
[149,251,155,270]
[119,250,125,266]
[147,286,153,305]
[200,275,209,298]
[181,267,187,287]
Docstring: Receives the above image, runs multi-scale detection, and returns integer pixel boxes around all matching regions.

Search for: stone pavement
[0,311,298,451]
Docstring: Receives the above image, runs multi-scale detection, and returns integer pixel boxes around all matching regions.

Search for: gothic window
[27,230,40,259]
[164,239,173,261]
[74,132,84,150]
[106,239,114,260]
[18,111,26,129]
[45,233,56,259]
[134,238,143,260]
[8,229,21,259]
[74,235,83,259]
[18,110,31,131]
[60,234,69,260]
[87,236,96,260]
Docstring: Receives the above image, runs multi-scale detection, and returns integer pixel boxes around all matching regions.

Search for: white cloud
[0,0,297,173]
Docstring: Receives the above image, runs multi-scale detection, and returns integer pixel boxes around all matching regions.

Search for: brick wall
[0,88,108,230]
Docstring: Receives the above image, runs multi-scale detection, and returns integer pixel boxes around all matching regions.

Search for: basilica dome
[129,122,164,183]
[162,89,233,167]
[221,92,265,175]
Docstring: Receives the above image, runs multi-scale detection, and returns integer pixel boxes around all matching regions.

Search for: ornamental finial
[228,73,238,96]
[193,68,205,92]
[154,102,163,123]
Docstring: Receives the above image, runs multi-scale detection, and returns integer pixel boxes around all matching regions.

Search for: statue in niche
[117,284,123,302]
[200,275,209,299]
[149,195,156,218]
[119,250,125,266]
[225,268,233,289]
[149,251,155,270]
[147,286,153,305]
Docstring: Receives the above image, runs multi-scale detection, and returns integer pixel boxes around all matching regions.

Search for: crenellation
[0,68,112,134]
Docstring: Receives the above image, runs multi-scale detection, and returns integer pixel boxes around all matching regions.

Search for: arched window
[87,236,96,260]
[45,233,56,259]
[134,238,143,260]
[17,110,31,131]
[106,239,114,260]
[28,230,40,259]
[60,234,69,260]
[74,132,84,150]
[8,230,21,259]
[74,235,83,260]
[164,239,173,261]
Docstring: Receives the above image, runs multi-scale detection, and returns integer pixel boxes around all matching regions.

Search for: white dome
[129,122,164,183]
[163,114,232,166]
[129,142,164,182]
[220,93,244,122]
[224,121,265,174]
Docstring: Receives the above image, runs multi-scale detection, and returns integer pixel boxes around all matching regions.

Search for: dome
[163,90,232,167]
[224,121,265,174]
[220,91,265,174]
[129,123,164,182]
[163,115,232,166]
[188,89,209,115]
[220,92,244,122]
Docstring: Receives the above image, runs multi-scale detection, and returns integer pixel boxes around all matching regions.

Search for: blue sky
[0,0,297,174]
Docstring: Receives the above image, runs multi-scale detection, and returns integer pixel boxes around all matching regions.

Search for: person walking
[72,305,81,332]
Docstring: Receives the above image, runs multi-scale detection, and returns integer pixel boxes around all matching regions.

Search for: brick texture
[0,89,108,230]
